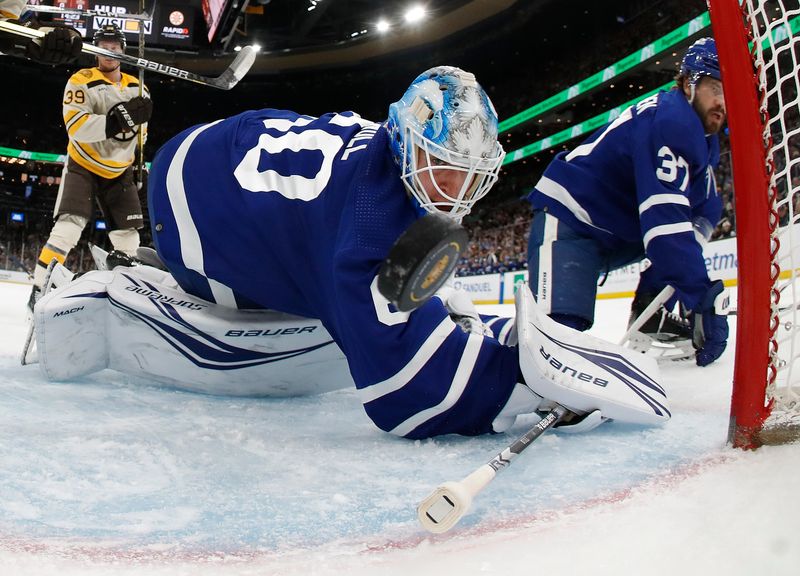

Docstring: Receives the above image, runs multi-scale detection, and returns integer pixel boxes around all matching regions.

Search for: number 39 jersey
[528,88,722,309]
[63,67,149,179]
[148,109,519,438]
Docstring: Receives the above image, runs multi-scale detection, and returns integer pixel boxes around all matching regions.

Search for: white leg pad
[516,283,670,426]
[35,270,112,380]
[35,267,353,397]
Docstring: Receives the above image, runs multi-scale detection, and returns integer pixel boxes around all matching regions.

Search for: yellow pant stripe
[37,246,67,269]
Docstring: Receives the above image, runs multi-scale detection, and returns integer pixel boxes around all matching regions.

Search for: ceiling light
[404,5,426,24]
[376,19,391,33]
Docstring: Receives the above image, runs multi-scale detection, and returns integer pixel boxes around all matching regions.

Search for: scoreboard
[27,1,197,48]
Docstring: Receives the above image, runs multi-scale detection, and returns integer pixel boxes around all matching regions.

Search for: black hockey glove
[26,26,82,65]
[106,97,153,137]
[691,280,730,367]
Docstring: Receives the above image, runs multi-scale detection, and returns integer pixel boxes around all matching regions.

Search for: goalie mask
[386,66,505,220]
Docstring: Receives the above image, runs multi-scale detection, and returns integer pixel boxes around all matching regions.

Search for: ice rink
[1,279,798,575]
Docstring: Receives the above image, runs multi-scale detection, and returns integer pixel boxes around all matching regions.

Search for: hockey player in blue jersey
[145,66,539,439]
[527,37,730,367]
[28,67,671,439]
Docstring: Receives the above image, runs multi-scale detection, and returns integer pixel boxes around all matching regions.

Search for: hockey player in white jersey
[28,66,670,439]
[527,38,730,367]
[29,24,152,310]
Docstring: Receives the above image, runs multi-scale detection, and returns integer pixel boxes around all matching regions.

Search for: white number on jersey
[655,145,690,191]
[233,116,346,201]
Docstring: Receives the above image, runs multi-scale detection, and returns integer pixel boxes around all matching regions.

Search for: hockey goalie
[22,65,670,439]
[25,250,669,439]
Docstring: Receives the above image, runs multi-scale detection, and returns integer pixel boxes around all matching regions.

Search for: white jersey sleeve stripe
[535,176,600,230]
[389,331,483,437]
[536,176,608,232]
[165,121,222,275]
[208,279,237,308]
[565,107,633,161]
[642,222,694,249]
[638,193,690,215]
[358,316,456,404]
[496,319,515,345]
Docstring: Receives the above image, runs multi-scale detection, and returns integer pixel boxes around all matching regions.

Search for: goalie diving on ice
[23,66,669,440]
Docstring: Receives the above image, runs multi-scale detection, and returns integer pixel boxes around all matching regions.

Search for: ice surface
[0,281,798,575]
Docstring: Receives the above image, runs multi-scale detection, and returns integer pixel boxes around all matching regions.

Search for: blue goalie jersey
[148,109,518,438]
[528,89,722,309]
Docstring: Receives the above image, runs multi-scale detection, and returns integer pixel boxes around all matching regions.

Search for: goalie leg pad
[35,269,113,380]
[516,283,670,426]
[104,267,352,396]
[34,266,354,396]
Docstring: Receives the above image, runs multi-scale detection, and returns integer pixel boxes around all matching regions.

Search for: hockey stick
[136,0,146,189]
[24,4,153,21]
[619,285,675,346]
[417,404,570,534]
[0,20,256,90]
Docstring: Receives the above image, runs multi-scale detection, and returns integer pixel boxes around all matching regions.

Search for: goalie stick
[0,20,256,90]
[618,285,676,347]
[417,404,570,534]
[24,4,153,21]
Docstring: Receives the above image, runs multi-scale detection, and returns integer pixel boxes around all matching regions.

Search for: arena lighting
[404,5,426,24]
[376,19,391,33]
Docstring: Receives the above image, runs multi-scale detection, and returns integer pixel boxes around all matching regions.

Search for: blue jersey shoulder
[642,90,709,166]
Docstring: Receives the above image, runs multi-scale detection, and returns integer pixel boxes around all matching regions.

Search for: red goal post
[709,0,800,447]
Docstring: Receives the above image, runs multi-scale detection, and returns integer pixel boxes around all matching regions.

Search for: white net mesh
[746,0,800,422]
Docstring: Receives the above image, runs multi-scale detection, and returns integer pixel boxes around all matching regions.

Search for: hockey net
[710,0,800,447]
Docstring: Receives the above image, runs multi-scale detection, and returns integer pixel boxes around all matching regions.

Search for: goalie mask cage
[709,0,800,447]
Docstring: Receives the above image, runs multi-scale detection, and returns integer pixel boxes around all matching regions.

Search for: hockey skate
[625,290,694,363]
[20,259,75,365]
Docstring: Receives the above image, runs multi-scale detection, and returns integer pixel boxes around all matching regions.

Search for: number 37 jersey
[148,108,519,438]
[528,89,722,309]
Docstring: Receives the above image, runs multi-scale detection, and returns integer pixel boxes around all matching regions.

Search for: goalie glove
[436,284,493,337]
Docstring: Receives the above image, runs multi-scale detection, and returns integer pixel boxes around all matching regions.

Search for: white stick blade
[230,46,257,82]
[417,481,473,534]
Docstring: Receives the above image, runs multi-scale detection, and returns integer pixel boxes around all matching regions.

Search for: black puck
[377,213,469,312]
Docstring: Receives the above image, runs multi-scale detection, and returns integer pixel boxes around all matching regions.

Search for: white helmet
[386,66,505,220]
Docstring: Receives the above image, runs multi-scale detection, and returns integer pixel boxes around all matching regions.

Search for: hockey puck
[377,213,468,312]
